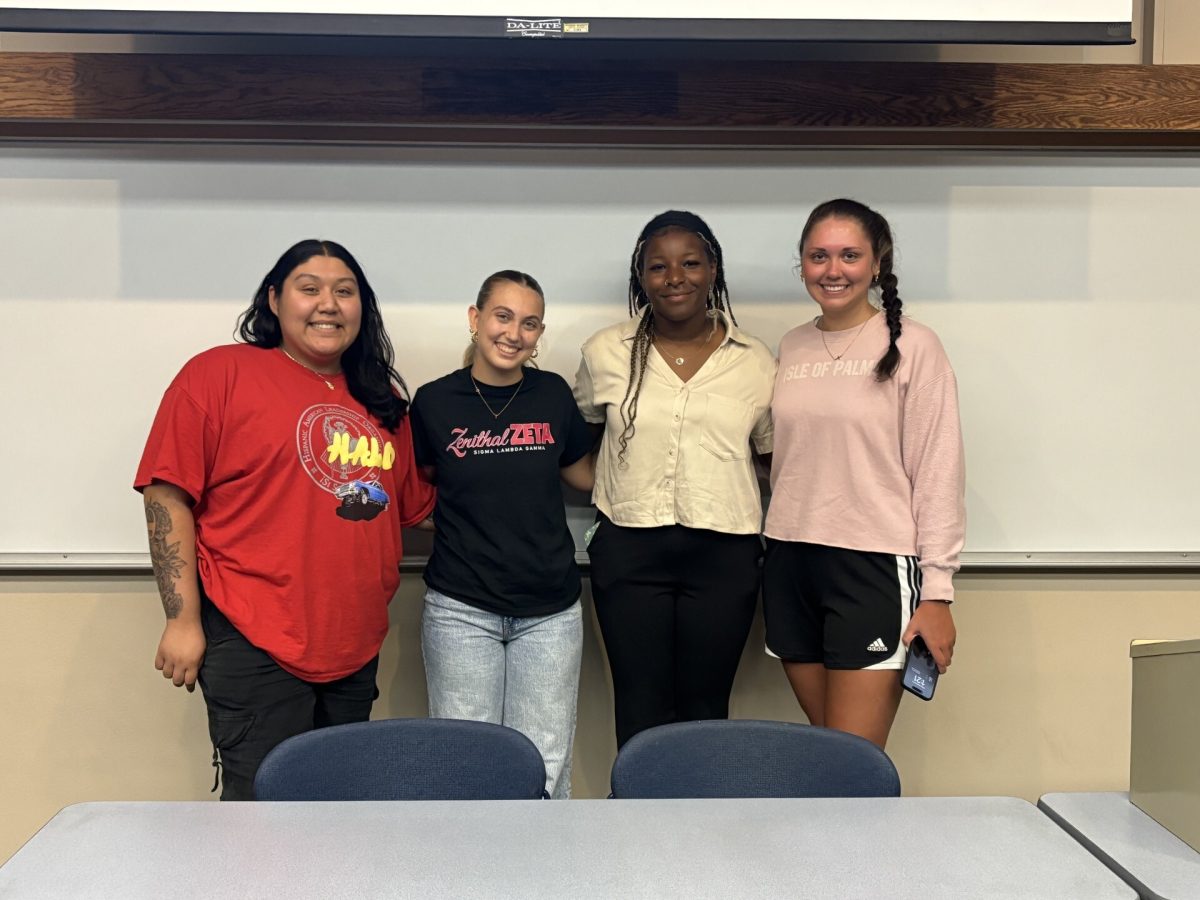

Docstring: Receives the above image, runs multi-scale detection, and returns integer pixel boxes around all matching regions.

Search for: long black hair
[617,210,735,465]
[800,199,902,382]
[236,239,410,431]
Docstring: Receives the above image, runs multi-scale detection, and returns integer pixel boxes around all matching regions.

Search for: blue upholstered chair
[609,719,900,799]
[254,717,547,800]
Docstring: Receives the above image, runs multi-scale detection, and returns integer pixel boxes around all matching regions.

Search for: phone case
[902,636,938,701]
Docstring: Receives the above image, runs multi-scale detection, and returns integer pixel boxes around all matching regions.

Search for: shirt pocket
[697,393,754,461]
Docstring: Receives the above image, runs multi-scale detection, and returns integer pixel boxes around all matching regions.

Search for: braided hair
[617,210,736,465]
[237,239,411,432]
[800,199,903,382]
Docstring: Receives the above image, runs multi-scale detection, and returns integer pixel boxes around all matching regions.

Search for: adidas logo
[867,638,889,653]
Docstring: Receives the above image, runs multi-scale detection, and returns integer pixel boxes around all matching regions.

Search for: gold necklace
[470,373,523,419]
[280,347,337,390]
[818,315,872,361]
[654,320,718,367]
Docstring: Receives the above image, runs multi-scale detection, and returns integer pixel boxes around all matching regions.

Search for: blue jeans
[420,587,583,799]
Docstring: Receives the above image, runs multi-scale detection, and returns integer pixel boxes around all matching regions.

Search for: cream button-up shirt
[574,309,775,535]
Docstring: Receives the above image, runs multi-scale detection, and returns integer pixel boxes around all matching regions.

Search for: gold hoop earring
[531,346,539,359]
[470,330,479,343]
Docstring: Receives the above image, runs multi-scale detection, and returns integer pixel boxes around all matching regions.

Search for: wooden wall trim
[1,53,1199,149]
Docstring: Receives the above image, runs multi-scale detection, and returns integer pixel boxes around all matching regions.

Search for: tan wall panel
[3,572,1199,863]
[1160,0,1200,62]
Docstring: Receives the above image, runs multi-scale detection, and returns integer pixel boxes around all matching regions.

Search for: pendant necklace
[818,315,872,362]
[654,318,718,367]
[280,347,337,390]
[471,373,523,419]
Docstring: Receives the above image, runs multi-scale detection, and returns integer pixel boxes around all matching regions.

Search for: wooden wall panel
[1,53,1199,148]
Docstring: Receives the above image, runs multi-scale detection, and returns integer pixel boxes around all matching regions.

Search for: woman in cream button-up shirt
[574,210,775,748]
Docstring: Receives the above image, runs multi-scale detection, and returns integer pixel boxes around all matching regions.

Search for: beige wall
[1156,0,1200,62]
[3,571,1198,863]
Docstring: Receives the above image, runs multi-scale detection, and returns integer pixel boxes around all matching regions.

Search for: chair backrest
[609,719,900,799]
[254,717,547,801]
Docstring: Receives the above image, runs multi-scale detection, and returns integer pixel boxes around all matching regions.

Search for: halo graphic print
[296,403,394,521]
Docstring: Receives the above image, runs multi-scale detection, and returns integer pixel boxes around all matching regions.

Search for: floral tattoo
[146,500,185,619]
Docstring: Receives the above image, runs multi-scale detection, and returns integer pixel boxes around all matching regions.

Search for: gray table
[1038,791,1200,900]
[1,797,1135,899]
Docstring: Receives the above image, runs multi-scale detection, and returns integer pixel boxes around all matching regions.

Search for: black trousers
[588,514,762,747]
[198,595,379,801]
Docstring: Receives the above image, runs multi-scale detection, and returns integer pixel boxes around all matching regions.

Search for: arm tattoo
[145,500,186,619]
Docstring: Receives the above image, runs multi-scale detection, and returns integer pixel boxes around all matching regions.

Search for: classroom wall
[3,571,1198,863]
[4,0,1200,869]
[1156,0,1200,62]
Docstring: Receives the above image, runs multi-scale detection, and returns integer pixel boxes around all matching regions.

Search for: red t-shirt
[135,344,435,682]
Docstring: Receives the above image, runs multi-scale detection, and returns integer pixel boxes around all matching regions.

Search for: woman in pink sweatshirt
[763,198,965,749]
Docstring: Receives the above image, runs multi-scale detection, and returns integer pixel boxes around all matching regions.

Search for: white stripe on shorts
[865,554,920,671]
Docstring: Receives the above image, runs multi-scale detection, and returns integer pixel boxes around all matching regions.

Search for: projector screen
[0,1,1135,44]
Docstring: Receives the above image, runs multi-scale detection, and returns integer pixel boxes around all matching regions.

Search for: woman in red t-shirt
[135,239,434,800]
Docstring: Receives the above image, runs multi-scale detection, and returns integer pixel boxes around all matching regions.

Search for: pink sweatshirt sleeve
[902,369,966,601]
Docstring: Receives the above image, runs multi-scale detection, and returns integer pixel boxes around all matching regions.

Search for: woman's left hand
[902,602,956,674]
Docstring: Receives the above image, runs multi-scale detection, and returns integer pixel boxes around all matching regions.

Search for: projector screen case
[0,1,1136,45]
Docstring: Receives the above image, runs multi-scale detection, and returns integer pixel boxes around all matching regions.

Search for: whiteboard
[1,145,1197,562]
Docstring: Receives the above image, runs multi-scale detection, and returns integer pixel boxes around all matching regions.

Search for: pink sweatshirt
[765,312,966,601]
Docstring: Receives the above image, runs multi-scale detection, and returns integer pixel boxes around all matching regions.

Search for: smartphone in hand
[902,635,939,701]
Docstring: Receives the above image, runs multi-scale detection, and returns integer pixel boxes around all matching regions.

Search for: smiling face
[467,279,546,385]
[799,216,880,328]
[639,227,717,332]
[268,254,362,374]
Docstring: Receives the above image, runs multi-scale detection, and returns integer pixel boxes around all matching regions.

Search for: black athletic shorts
[762,539,921,670]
